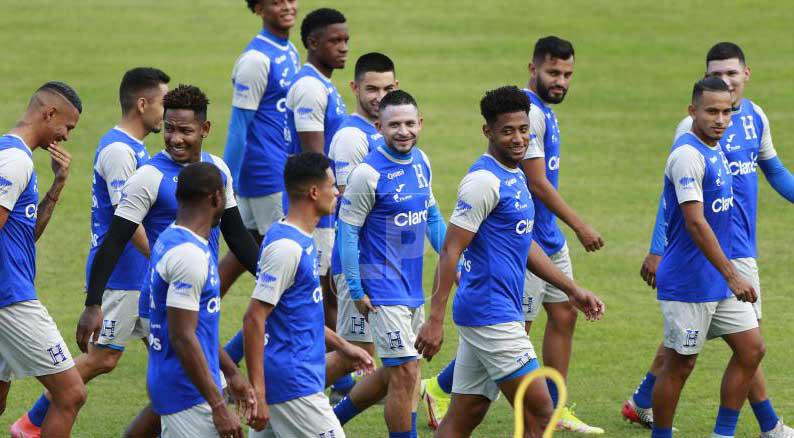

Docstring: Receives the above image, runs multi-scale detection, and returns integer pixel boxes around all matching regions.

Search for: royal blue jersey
[339,146,435,307]
[235,28,300,197]
[146,225,222,415]
[451,154,535,326]
[252,221,324,404]
[657,132,734,302]
[0,135,38,308]
[86,127,150,291]
[523,89,566,255]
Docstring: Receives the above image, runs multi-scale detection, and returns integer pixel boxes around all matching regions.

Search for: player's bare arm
[324,326,375,374]
[297,131,325,154]
[129,224,150,258]
[242,298,274,431]
[219,347,255,425]
[34,143,71,240]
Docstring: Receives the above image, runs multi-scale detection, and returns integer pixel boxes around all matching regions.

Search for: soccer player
[147,162,250,438]
[11,67,170,437]
[217,0,300,301]
[625,43,794,437]
[0,81,85,438]
[243,152,374,438]
[327,51,396,401]
[414,85,604,438]
[647,76,765,438]
[331,90,446,438]
[75,85,260,436]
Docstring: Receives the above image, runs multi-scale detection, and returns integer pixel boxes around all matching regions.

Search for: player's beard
[537,79,567,104]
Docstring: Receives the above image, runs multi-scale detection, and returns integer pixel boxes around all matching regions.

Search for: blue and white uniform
[0,134,73,381]
[521,89,574,321]
[87,127,151,350]
[449,153,539,401]
[231,28,300,237]
[656,132,757,355]
[328,113,385,343]
[285,63,347,274]
[115,151,236,321]
[250,220,344,438]
[338,146,435,364]
[146,225,222,437]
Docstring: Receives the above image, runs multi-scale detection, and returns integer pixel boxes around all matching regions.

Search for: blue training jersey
[657,132,734,302]
[0,135,38,308]
[235,28,300,198]
[146,225,221,415]
[86,127,150,291]
[451,154,535,327]
[339,146,435,307]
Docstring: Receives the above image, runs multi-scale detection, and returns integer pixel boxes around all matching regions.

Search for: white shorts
[238,193,284,236]
[0,300,74,381]
[313,228,334,275]
[452,321,537,401]
[524,243,573,321]
[249,392,345,438]
[661,297,758,355]
[96,289,149,350]
[732,258,761,320]
[334,273,372,343]
[161,402,218,438]
[370,304,424,365]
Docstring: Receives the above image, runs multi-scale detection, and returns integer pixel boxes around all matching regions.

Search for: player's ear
[43,106,57,122]
[136,96,147,116]
[349,80,358,94]
[482,123,492,139]
[744,65,752,82]
[687,104,696,118]
[374,119,381,132]
[417,117,424,132]
[201,120,211,138]
[528,62,535,77]
[393,79,400,90]
[308,184,319,201]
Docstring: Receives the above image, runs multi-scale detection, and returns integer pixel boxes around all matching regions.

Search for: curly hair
[163,84,209,120]
[479,86,530,124]
[300,8,345,48]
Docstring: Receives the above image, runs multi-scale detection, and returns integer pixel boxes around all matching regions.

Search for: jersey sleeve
[752,103,778,161]
[338,163,379,227]
[96,142,138,206]
[210,155,238,210]
[523,105,547,160]
[665,145,706,204]
[287,76,327,132]
[419,149,437,208]
[159,243,209,312]
[329,127,369,187]
[449,169,501,233]
[0,148,33,212]
[231,50,270,111]
[251,238,303,306]
[673,116,693,142]
[114,165,162,224]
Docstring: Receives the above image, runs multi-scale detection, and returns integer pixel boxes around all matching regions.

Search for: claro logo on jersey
[25,204,37,219]
[711,196,734,213]
[729,152,758,176]
[548,156,560,171]
[394,209,428,227]
[515,219,534,235]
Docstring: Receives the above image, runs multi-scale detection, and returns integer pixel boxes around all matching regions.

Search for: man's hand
[568,287,605,321]
[211,402,243,438]
[354,295,377,321]
[640,254,661,288]
[48,143,71,183]
[76,305,103,353]
[227,372,256,425]
[415,319,444,361]
[728,275,757,303]
[340,342,375,375]
[575,223,604,252]
[249,389,270,432]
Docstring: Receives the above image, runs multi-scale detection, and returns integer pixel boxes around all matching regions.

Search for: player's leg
[123,404,161,438]
[421,357,455,429]
[0,380,10,416]
[650,348,697,437]
[334,365,388,425]
[496,363,555,437]
[622,342,665,428]
[36,368,86,438]
[436,393,492,438]
[330,272,374,403]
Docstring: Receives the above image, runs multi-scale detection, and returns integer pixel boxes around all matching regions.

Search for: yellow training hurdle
[513,367,568,438]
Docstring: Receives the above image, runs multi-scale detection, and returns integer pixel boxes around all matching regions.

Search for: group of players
[1,1,793,437]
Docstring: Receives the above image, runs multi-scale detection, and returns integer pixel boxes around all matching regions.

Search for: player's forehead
[706,58,743,74]
[164,108,200,126]
[380,104,418,123]
[358,71,395,88]
[494,110,529,128]
[320,23,349,41]
[698,90,732,109]
[537,54,574,71]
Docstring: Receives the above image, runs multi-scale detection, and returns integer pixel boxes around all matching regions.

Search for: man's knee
[387,361,419,389]
[546,302,577,330]
[91,347,122,375]
[53,382,87,411]
[741,339,766,367]
[665,353,697,380]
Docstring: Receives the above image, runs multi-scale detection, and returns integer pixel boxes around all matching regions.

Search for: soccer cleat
[10,414,41,438]
[761,421,794,438]
[421,377,450,430]
[556,404,605,434]
[622,398,654,429]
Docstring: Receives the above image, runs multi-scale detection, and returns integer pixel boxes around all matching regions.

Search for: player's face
[352,71,398,120]
[315,23,349,69]
[163,109,210,164]
[314,168,338,216]
[532,55,574,104]
[689,90,733,144]
[260,0,297,31]
[142,83,169,134]
[483,111,530,166]
[377,104,422,154]
[41,103,80,148]
[706,58,750,106]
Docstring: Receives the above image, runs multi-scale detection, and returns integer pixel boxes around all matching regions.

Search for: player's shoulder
[667,143,703,168]
[0,145,33,167]
[264,235,304,257]
[208,154,233,176]
[461,165,501,191]
[350,160,381,181]
[236,48,271,69]
[746,99,769,123]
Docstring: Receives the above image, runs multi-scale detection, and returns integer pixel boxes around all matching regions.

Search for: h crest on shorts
[683,329,700,348]
[386,331,404,350]
[47,343,69,365]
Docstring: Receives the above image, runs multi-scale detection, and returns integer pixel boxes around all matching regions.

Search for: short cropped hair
[284,152,331,196]
[480,85,530,124]
[300,8,346,48]
[692,76,731,104]
[38,81,82,114]
[354,52,395,82]
[245,0,259,13]
[176,162,223,203]
[706,42,746,66]
[378,90,417,113]
[120,67,170,114]
[163,84,209,121]
[533,36,575,64]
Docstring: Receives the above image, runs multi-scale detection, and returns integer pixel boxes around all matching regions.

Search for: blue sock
[333,396,362,426]
[546,378,559,408]
[751,399,779,433]
[632,372,656,409]
[223,330,244,365]
[331,374,355,394]
[28,394,50,427]
[714,406,740,437]
[388,433,411,438]
[411,412,417,438]
[437,359,455,394]
[651,426,673,438]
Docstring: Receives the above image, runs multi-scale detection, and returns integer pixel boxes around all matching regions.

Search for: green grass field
[1,1,793,436]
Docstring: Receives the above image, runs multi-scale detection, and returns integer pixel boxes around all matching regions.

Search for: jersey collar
[483,153,522,173]
[351,112,376,128]
[256,28,291,51]
[304,63,333,82]
[170,224,209,245]
[4,134,33,155]
[686,131,721,151]
[280,218,314,238]
[113,126,144,145]
[377,145,413,165]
